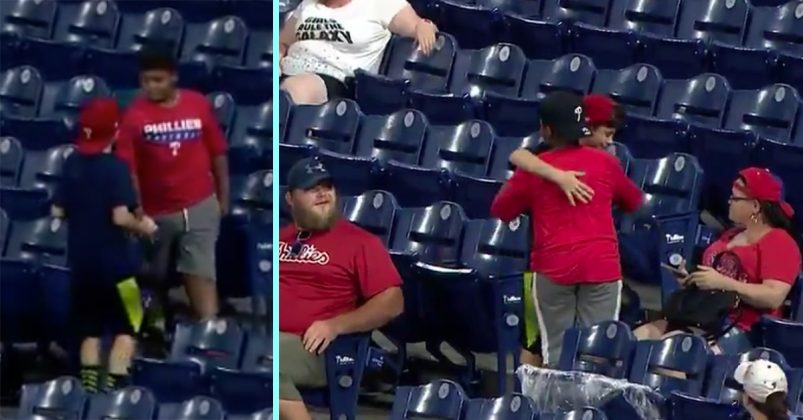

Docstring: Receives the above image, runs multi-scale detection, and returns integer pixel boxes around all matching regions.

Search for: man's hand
[218,200,230,217]
[553,170,594,206]
[302,319,341,355]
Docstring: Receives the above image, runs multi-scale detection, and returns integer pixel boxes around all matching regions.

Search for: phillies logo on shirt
[278,241,330,265]
[142,119,203,156]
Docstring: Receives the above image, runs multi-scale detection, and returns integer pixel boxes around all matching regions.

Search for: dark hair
[137,47,177,72]
[752,392,789,420]
[759,201,801,249]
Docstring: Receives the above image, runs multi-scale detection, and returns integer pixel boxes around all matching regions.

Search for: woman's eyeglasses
[728,196,753,203]
[290,230,311,256]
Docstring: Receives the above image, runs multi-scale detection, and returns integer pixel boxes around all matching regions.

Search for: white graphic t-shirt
[282,0,408,82]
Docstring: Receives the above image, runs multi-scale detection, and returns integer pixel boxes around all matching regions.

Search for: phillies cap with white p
[734,360,788,403]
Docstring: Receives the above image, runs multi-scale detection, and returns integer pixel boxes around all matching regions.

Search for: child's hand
[141,216,158,238]
[554,170,594,206]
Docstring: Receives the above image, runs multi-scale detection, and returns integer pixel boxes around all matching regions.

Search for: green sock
[105,373,129,392]
[80,366,101,393]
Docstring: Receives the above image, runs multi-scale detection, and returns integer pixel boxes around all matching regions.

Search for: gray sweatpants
[532,274,622,367]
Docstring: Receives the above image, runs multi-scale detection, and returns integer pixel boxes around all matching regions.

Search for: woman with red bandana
[634,167,801,354]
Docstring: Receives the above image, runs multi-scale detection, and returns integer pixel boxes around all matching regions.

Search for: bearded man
[278,158,404,420]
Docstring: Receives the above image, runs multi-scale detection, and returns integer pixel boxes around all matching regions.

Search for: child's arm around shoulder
[509,147,594,206]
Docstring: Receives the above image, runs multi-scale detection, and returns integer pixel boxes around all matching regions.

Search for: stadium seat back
[40,75,111,123]
[341,190,399,246]
[617,115,690,159]
[668,392,744,420]
[159,396,225,420]
[608,0,681,37]
[185,16,248,66]
[244,29,272,68]
[240,332,272,373]
[541,0,611,26]
[638,153,703,217]
[5,216,68,265]
[171,319,245,370]
[1,65,44,118]
[230,170,272,225]
[705,347,789,402]
[522,53,596,99]
[385,33,458,92]
[744,1,803,55]
[54,0,120,47]
[422,120,495,177]
[278,90,293,143]
[450,43,527,98]
[558,320,635,378]
[436,1,501,50]
[85,386,157,420]
[675,0,749,45]
[548,407,608,420]
[0,137,24,187]
[503,15,564,60]
[117,7,185,54]
[488,134,543,180]
[482,0,543,17]
[724,84,800,142]
[655,73,731,128]
[390,201,466,266]
[232,100,272,173]
[757,316,803,369]
[390,380,468,420]
[0,209,8,255]
[18,376,87,420]
[17,144,75,192]
[607,141,634,173]
[354,109,429,166]
[463,394,537,420]
[592,63,662,116]
[285,99,361,154]
[1,0,58,39]
[628,333,709,396]
[460,217,530,278]
[207,91,236,137]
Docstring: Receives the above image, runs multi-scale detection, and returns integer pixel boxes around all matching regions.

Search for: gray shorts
[532,274,623,366]
[278,332,326,401]
[142,195,221,283]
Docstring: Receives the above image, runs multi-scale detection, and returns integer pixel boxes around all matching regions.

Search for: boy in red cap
[509,94,625,205]
[51,98,158,392]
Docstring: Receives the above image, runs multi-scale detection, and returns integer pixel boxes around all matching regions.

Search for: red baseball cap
[583,94,617,127]
[735,167,794,218]
[75,98,120,155]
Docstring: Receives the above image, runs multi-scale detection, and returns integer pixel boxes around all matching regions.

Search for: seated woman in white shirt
[279,0,438,105]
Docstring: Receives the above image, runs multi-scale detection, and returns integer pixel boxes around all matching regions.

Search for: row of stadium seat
[409,0,802,89]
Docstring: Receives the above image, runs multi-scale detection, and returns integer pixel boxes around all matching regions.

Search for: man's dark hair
[608,103,626,129]
[137,47,177,72]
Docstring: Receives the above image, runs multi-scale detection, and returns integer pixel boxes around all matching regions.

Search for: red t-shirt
[702,228,801,331]
[115,89,227,216]
[490,146,643,285]
[279,219,403,335]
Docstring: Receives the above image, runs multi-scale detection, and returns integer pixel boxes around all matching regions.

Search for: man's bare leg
[280,400,313,420]
[183,275,219,320]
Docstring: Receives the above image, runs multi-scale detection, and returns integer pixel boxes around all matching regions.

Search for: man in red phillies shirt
[491,91,644,367]
[278,158,403,420]
[115,47,229,320]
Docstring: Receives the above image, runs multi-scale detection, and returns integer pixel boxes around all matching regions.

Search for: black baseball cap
[287,158,333,191]
[540,91,592,141]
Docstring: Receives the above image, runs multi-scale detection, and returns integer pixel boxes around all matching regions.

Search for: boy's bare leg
[80,337,102,393]
[106,335,136,391]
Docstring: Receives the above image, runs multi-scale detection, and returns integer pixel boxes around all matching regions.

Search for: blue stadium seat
[481,93,540,137]
[341,190,400,247]
[757,316,803,369]
[448,43,527,99]
[704,347,790,402]
[132,319,245,402]
[753,138,803,233]
[723,84,800,142]
[521,53,596,99]
[541,0,611,26]
[557,320,635,379]
[208,91,236,138]
[38,75,111,125]
[391,380,468,420]
[608,0,681,38]
[436,0,504,49]
[628,334,710,396]
[541,408,608,420]
[243,29,272,69]
[502,16,564,60]
[382,120,494,208]
[654,73,732,129]
[710,1,803,90]
[278,89,292,143]
[278,185,290,226]
[3,216,68,265]
[158,396,226,420]
[668,392,744,420]
[407,89,478,126]
[642,0,748,84]
[230,0,273,30]
[0,209,8,255]
[383,32,458,93]
[487,134,542,181]
[211,65,273,106]
[284,99,361,155]
[229,170,272,226]
[619,153,702,297]
[52,0,120,48]
[591,63,662,116]
[0,65,44,118]
[229,100,272,174]
[481,0,542,17]
[568,23,638,71]
[616,115,689,159]
[17,376,87,420]
[115,7,185,55]
[161,0,231,23]
[0,0,58,39]
[0,144,74,220]
[353,109,429,167]
[181,16,248,77]
[38,264,72,343]
[0,137,24,187]
[210,333,272,415]
[778,52,803,93]
[607,141,633,173]
[353,69,411,116]
[463,394,537,420]
[85,386,158,420]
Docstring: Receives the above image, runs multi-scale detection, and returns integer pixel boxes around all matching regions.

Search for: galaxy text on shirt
[296,17,354,43]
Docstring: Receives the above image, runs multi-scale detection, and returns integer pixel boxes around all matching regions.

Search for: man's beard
[291,203,339,231]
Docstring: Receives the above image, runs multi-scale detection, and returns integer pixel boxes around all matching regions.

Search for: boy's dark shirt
[54,153,140,282]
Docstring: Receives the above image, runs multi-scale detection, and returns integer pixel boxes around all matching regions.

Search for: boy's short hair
[137,46,177,72]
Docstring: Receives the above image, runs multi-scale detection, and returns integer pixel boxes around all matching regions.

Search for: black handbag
[663,250,745,335]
